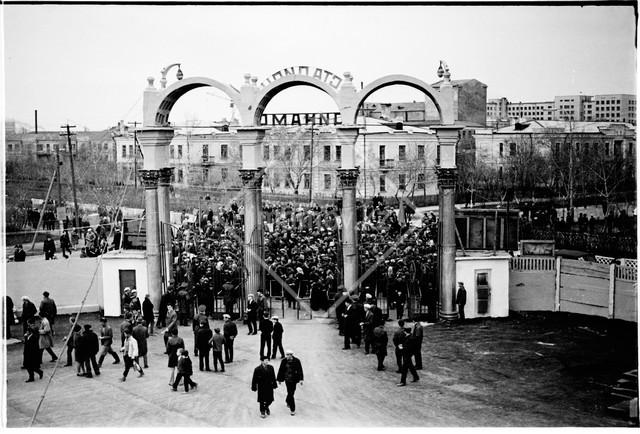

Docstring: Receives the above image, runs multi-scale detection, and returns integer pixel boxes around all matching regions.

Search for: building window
[284,146,292,160]
[273,145,280,158]
[7,143,13,151]
[335,145,341,162]
[604,142,610,156]
[399,145,406,161]
[417,145,425,159]
[129,145,133,156]
[399,174,406,190]
[178,145,183,158]
[417,173,425,190]
[379,175,386,192]
[499,166,503,179]
[379,145,386,161]
[614,140,622,156]
[324,145,331,161]
[499,143,504,157]
[122,145,126,157]
[221,167,228,181]
[203,144,209,162]
[509,142,516,156]
[221,144,228,159]
[170,146,174,158]
[304,145,310,160]
[203,168,209,181]
[629,142,635,157]
[177,169,183,183]
[436,145,440,165]
[304,173,310,189]
[324,174,331,190]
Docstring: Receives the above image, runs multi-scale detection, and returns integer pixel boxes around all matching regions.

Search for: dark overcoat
[251,363,278,404]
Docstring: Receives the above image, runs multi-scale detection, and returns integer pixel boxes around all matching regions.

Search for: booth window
[476,270,490,315]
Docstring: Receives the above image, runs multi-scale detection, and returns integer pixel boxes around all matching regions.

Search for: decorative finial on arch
[343,71,353,83]
[251,76,258,87]
[146,76,156,90]
[244,73,252,84]
[437,60,451,87]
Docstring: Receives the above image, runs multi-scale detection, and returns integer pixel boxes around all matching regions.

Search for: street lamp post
[160,63,184,89]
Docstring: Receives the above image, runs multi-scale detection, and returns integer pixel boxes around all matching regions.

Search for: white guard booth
[455,251,511,319]
[101,250,148,317]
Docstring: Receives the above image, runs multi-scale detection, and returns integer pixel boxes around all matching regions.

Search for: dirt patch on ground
[4,310,637,427]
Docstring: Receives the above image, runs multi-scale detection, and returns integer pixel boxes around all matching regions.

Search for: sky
[3,3,637,131]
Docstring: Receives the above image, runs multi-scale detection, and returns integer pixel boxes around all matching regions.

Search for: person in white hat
[222,314,237,363]
[271,316,285,359]
[246,294,258,335]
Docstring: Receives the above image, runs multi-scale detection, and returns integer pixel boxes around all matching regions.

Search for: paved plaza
[4,308,634,428]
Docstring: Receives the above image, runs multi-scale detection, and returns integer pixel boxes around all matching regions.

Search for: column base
[438,309,459,321]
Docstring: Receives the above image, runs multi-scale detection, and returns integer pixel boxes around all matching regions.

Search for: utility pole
[129,121,139,189]
[309,121,314,204]
[55,144,63,206]
[61,124,80,233]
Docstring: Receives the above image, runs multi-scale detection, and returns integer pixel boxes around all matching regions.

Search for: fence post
[555,256,562,312]
[608,263,616,319]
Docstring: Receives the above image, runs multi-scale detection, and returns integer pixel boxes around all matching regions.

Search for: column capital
[136,127,174,171]
[139,169,159,189]
[239,167,265,188]
[337,167,360,188]
[433,125,464,142]
[436,166,457,188]
[157,167,174,186]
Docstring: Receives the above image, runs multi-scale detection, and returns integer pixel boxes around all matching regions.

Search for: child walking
[172,349,198,393]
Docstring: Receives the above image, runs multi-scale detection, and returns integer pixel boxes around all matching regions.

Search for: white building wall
[101,251,148,317]
[455,253,511,319]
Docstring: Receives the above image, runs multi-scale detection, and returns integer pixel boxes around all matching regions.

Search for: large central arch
[137,63,462,322]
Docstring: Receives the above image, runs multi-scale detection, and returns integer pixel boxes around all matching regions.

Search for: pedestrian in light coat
[38,313,58,362]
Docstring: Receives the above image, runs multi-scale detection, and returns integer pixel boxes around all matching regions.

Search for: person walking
[172,349,197,393]
[222,314,237,363]
[38,313,58,362]
[245,294,258,335]
[39,292,57,334]
[43,234,56,260]
[97,317,120,367]
[259,312,273,360]
[60,230,72,258]
[132,318,150,369]
[195,321,213,371]
[142,294,155,335]
[411,319,424,370]
[24,319,43,383]
[72,323,86,376]
[372,322,388,371]
[397,327,419,387]
[251,356,278,418]
[120,312,133,347]
[276,349,304,416]
[120,328,143,381]
[63,318,79,367]
[78,324,101,378]
[164,304,178,349]
[392,319,406,373]
[166,328,184,386]
[21,296,38,335]
[362,304,375,355]
[271,316,285,359]
[456,282,467,321]
[209,327,225,373]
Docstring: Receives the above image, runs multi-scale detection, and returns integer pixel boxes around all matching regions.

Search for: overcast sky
[3,3,637,131]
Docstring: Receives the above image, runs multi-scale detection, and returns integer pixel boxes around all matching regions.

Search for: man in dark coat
[252,357,278,418]
[23,319,43,383]
[195,321,213,371]
[397,328,419,386]
[342,299,359,350]
[456,282,467,321]
[43,234,56,260]
[222,280,237,317]
[277,349,304,416]
[39,291,57,332]
[4,296,15,339]
[132,319,150,369]
[222,314,238,363]
[192,304,209,357]
[142,294,155,335]
[156,288,174,328]
[271,316,285,359]
[60,231,72,258]
[411,319,424,370]
[78,324,100,378]
[392,319,406,373]
[21,296,38,335]
[14,244,26,262]
[97,317,120,366]
[372,323,388,371]
[259,312,273,360]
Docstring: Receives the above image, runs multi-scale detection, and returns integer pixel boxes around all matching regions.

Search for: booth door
[476,271,490,315]
[119,270,137,314]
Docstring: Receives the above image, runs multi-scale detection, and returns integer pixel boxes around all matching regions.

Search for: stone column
[338,168,360,295]
[139,169,162,313]
[158,167,174,288]
[434,126,463,321]
[239,168,264,301]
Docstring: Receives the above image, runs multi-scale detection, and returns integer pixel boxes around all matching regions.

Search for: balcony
[379,159,395,171]
[201,155,214,166]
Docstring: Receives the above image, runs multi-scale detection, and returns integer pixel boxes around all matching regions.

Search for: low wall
[6,256,103,315]
[509,257,556,311]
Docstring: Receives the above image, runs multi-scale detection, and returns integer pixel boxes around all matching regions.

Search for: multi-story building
[5,129,115,162]
[488,94,637,126]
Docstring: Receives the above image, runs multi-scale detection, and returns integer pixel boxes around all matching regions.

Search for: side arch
[146,77,240,127]
[352,75,449,125]
[249,75,340,126]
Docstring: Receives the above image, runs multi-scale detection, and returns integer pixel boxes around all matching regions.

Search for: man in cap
[195,321,213,371]
[192,304,209,357]
[222,279,237,317]
[21,296,37,334]
[164,304,178,349]
[14,244,26,262]
[277,349,304,416]
[251,356,278,418]
[209,326,225,372]
[132,318,150,369]
[271,316,285,359]
[223,314,238,363]
[97,317,120,367]
[372,320,388,371]
[129,289,141,312]
[39,291,57,334]
[397,327,419,386]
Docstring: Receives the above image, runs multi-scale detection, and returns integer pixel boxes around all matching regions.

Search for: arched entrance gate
[137,63,463,321]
